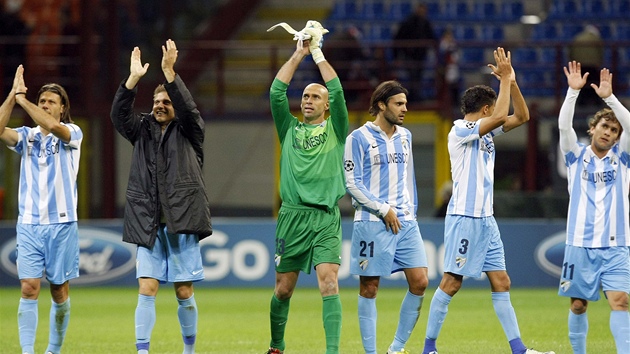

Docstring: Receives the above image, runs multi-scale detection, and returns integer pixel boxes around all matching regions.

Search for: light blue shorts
[443,215,505,278]
[350,220,427,276]
[558,245,630,301]
[136,225,204,283]
[16,222,79,285]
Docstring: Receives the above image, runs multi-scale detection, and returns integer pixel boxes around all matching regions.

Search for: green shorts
[274,203,342,274]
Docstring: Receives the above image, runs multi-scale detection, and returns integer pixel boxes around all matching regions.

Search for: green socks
[269,294,290,351]
[323,294,342,354]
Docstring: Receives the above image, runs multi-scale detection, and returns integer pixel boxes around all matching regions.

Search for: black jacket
[110,75,212,247]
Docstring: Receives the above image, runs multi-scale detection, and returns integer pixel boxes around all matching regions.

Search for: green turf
[0,286,618,353]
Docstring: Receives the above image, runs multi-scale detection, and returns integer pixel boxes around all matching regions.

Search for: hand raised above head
[161,39,178,72]
[13,65,26,94]
[591,67,613,99]
[129,46,149,78]
[563,60,588,90]
[488,47,512,80]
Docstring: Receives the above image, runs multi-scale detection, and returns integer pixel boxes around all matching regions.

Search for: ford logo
[534,231,566,278]
[0,226,136,285]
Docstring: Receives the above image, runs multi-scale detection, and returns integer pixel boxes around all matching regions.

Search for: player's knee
[409,278,429,295]
[274,285,295,300]
[571,298,588,314]
[20,280,40,299]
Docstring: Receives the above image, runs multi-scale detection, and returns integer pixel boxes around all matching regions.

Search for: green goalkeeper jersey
[270,77,349,209]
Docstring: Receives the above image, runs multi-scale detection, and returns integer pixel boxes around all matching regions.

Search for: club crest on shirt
[480,138,495,154]
[402,139,409,151]
[344,159,355,172]
[274,254,282,267]
[560,280,571,292]
[610,155,618,166]
[455,256,467,268]
[359,259,369,271]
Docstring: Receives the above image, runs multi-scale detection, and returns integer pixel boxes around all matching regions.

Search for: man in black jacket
[110,39,212,354]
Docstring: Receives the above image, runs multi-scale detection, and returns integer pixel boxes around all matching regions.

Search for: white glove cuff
[311,48,326,64]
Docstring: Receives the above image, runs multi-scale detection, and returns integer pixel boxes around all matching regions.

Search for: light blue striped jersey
[559,89,630,247]
[564,143,630,247]
[8,124,82,224]
[447,119,504,217]
[344,122,417,222]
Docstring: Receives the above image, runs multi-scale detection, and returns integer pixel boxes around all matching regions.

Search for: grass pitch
[0,286,617,353]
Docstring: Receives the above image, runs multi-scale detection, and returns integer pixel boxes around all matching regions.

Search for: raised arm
[0,66,21,146]
[558,61,586,153]
[161,39,177,83]
[275,39,310,84]
[14,67,72,142]
[594,68,630,152]
[478,47,512,136]
[125,46,150,90]
[502,68,530,132]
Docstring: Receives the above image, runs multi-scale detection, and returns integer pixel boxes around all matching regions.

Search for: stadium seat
[329,0,356,20]
[513,48,537,64]
[388,1,413,21]
[453,25,477,40]
[615,23,630,40]
[501,1,524,20]
[609,0,629,18]
[425,2,441,18]
[368,22,392,41]
[539,47,563,65]
[597,24,612,40]
[549,0,578,19]
[443,1,469,20]
[460,48,485,64]
[580,0,606,17]
[473,1,496,19]
[480,25,504,41]
[360,1,386,20]
[560,23,583,40]
[531,23,557,40]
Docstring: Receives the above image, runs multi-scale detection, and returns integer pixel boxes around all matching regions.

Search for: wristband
[15,92,26,96]
[311,48,326,64]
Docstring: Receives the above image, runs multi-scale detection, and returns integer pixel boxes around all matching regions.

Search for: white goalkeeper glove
[266,20,329,64]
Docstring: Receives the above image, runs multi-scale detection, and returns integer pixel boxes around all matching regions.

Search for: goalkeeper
[265,21,348,354]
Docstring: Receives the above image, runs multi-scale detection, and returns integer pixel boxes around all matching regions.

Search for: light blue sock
[390,291,423,351]
[610,310,630,354]
[135,294,156,351]
[177,294,198,354]
[45,298,71,354]
[18,298,38,354]
[358,295,377,354]
[425,287,451,340]
[568,311,588,354]
[492,292,522,341]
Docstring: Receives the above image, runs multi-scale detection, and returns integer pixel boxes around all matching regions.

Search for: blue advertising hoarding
[0,218,566,288]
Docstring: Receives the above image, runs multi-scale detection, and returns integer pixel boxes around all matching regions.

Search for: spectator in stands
[326,25,372,104]
[438,27,460,109]
[569,25,603,106]
[393,3,436,101]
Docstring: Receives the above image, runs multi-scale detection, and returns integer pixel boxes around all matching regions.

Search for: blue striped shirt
[559,89,630,247]
[344,122,417,222]
[8,124,82,224]
[447,119,504,217]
